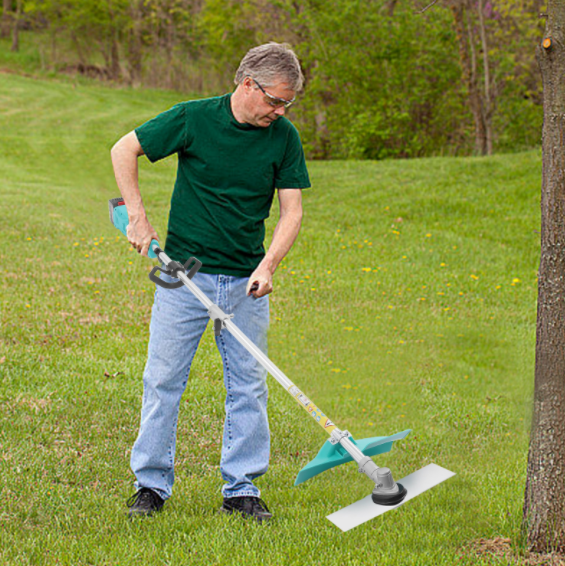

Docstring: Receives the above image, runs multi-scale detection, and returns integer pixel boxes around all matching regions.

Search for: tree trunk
[450,0,488,155]
[523,0,565,553]
[71,31,87,66]
[1,0,12,39]
[10,0,20,52]
[476,0,493,155]
[127,0,143,86]
[110,35,121,80]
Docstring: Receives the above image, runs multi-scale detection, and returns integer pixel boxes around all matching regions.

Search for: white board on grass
[327,463,455,532]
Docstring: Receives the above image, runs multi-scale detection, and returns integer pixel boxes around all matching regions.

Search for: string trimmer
[109,197,454,531]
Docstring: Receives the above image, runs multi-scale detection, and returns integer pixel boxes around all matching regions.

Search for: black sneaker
[221,496,273,523]
[126,488,165,518]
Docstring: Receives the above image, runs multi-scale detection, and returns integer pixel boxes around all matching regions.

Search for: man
[111,42,310,522]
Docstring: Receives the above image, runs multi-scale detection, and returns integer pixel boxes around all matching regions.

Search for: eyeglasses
[251,78,295,109]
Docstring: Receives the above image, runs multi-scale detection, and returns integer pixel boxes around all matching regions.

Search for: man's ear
[242,76,254,93]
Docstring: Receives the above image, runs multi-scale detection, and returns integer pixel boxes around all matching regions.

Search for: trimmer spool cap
[371,467,408,506]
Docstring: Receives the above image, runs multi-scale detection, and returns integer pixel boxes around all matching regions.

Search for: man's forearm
[111,133,146,220]
[260,210,303,274]
[111,132,159,256]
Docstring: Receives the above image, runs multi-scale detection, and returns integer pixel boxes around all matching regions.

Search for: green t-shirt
[135,94,311,277]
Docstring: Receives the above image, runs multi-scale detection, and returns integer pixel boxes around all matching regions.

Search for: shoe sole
[219,506,272,523]
[127,506,164,519]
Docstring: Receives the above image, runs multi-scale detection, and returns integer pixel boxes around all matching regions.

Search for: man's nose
[274,106,286,116]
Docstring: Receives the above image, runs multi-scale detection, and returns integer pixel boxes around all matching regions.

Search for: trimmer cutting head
[371,468,407,505]
[294,429,454,530]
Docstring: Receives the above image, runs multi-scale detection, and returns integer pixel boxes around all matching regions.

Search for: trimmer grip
[108,197,159,259]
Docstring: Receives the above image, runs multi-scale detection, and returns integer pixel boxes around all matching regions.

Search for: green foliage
[290,0,469,158]
[486,0,545,153]
[0,0,545,159]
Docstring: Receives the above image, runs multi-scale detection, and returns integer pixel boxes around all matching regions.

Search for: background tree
[10,0,20,51]
[1,0,545,160]
[1,0,12,39]
[523,0,565,553]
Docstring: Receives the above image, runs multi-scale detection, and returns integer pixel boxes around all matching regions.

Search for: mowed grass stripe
[0,72,539,565]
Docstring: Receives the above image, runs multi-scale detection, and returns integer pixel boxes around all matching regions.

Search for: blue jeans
[130,271,270,500]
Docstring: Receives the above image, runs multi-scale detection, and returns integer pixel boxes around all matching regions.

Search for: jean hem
[222,491,261,499]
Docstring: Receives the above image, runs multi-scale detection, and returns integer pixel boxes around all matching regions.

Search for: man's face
[244,78,296,128]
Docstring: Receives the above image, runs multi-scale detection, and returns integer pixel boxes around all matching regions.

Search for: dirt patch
[467,538,565,565]
[59,63,110,80]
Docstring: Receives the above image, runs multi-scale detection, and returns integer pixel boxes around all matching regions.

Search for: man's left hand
[247,266,273,298]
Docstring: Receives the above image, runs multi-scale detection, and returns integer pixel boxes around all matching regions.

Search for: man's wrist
[129,210,148,223]
[260,255,278,274]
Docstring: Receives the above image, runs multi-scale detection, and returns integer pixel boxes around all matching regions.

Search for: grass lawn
[0,67,542,565]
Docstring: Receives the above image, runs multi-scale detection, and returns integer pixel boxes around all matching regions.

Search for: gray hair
[234,42,305,92]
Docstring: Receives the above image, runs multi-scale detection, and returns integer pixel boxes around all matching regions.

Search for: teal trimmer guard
[294,429,411,486]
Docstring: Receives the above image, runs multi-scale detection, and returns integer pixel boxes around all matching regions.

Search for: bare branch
[414,0,441,15]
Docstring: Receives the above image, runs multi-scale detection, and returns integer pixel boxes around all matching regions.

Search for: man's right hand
[127,215,159,257]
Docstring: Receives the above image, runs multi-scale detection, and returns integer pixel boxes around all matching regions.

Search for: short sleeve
[275,123,311,189]
[135,103,187,163]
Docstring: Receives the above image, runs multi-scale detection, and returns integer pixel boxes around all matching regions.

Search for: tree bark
[523,0,565,553]
[1,0,12,39]
[476,0,493,155]
[450,0,488,155]
[10,0,21,52]
[110,35,121,80]
[127,0,144,86]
